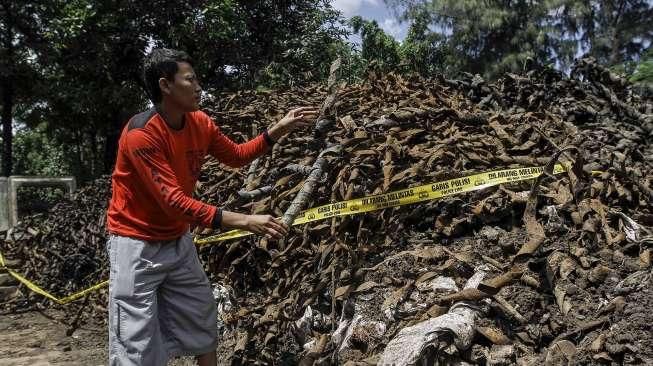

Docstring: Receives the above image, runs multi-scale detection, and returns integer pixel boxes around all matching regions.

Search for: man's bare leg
[197,351,217,366]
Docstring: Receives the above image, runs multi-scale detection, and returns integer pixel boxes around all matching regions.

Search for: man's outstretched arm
[207,107,318,167]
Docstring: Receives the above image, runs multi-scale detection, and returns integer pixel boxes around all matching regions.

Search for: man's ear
[159,77,171,96]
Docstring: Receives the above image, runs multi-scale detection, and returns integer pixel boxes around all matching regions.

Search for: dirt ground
[0,310,106,366]
[0,310,199,366]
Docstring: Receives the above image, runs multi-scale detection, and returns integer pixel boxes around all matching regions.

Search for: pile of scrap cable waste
[0,176,110,332]
[2,57,652,365]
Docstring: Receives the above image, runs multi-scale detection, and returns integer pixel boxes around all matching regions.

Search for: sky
[331,0,409,42]
[332,0,653,47]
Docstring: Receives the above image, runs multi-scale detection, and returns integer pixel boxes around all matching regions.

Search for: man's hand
[221,211,289,239]
[268,106,319,141]
[245,215,289,240]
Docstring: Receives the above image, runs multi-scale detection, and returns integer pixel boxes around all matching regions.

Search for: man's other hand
[268,107,318,141]
[245,215,289,240]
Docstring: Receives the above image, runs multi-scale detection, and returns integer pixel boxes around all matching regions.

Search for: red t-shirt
[107,108,272,241]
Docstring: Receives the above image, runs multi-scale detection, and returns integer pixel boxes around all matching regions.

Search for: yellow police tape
[0,250,109,305]
[194,163,570,245]
[0,163,580,304]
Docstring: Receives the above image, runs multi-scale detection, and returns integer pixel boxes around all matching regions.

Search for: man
[106,48,317,365]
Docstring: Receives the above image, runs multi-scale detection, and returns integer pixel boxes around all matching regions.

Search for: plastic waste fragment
[212,283,234,334]
[379,267,488,366]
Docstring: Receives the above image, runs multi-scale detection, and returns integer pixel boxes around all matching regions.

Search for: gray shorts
[107,232,217,365]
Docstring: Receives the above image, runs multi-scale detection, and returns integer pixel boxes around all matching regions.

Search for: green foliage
[5,0,350,183]
[7,0,651,185]
[248,1,348,88]
[386,0,563,77]
[10,0,162,181]
[158,0,347,89]
[331,40,367,84]
[386,0,653,77]
[12,124,69,217]
[630,48,653,83]
[399,11,447,75]
[630,61,653,83]
[12,124,70,177]
[548,0,653,66]
[349,16,402,72]
[9,0,348,182]
[0,0,62,176]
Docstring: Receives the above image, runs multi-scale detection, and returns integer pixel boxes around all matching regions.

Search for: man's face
[161,61,201,112]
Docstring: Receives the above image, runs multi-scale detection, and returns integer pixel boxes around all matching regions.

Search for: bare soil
[0,310,199,366]
[0,310,106,366]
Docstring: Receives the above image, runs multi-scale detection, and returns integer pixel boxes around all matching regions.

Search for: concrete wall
[0,176,76,231]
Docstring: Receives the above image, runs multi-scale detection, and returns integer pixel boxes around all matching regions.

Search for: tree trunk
[1,80,13,177]
[74,128,84,181]
[88,129,97,177]
[1,3,14,177]
[609,0,626,65]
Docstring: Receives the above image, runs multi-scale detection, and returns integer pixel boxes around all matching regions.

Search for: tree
[42,1,155,179]
[399,9,447,75]
[349,16,403,73]
[12,123,69,177]
[0,0,58,176]
[552,0,653,66]
[387,0,653,77]
[630,47,653,84]
[9,0,348,183]
[157,0,347,89]
[386,0,564,77]
[25,0,205,179]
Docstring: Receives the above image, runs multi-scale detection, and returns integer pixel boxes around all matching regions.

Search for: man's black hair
[143,48,193,103]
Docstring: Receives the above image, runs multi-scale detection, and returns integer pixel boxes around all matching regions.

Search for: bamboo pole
[281,58,342,227]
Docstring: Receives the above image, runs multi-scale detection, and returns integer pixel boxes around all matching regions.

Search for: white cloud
[380,18,404,40]
[331,0,380,18]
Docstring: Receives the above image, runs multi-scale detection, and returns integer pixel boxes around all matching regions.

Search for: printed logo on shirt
[150,166,173,200]
[185,149,205,180]
[170,199,195,218]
